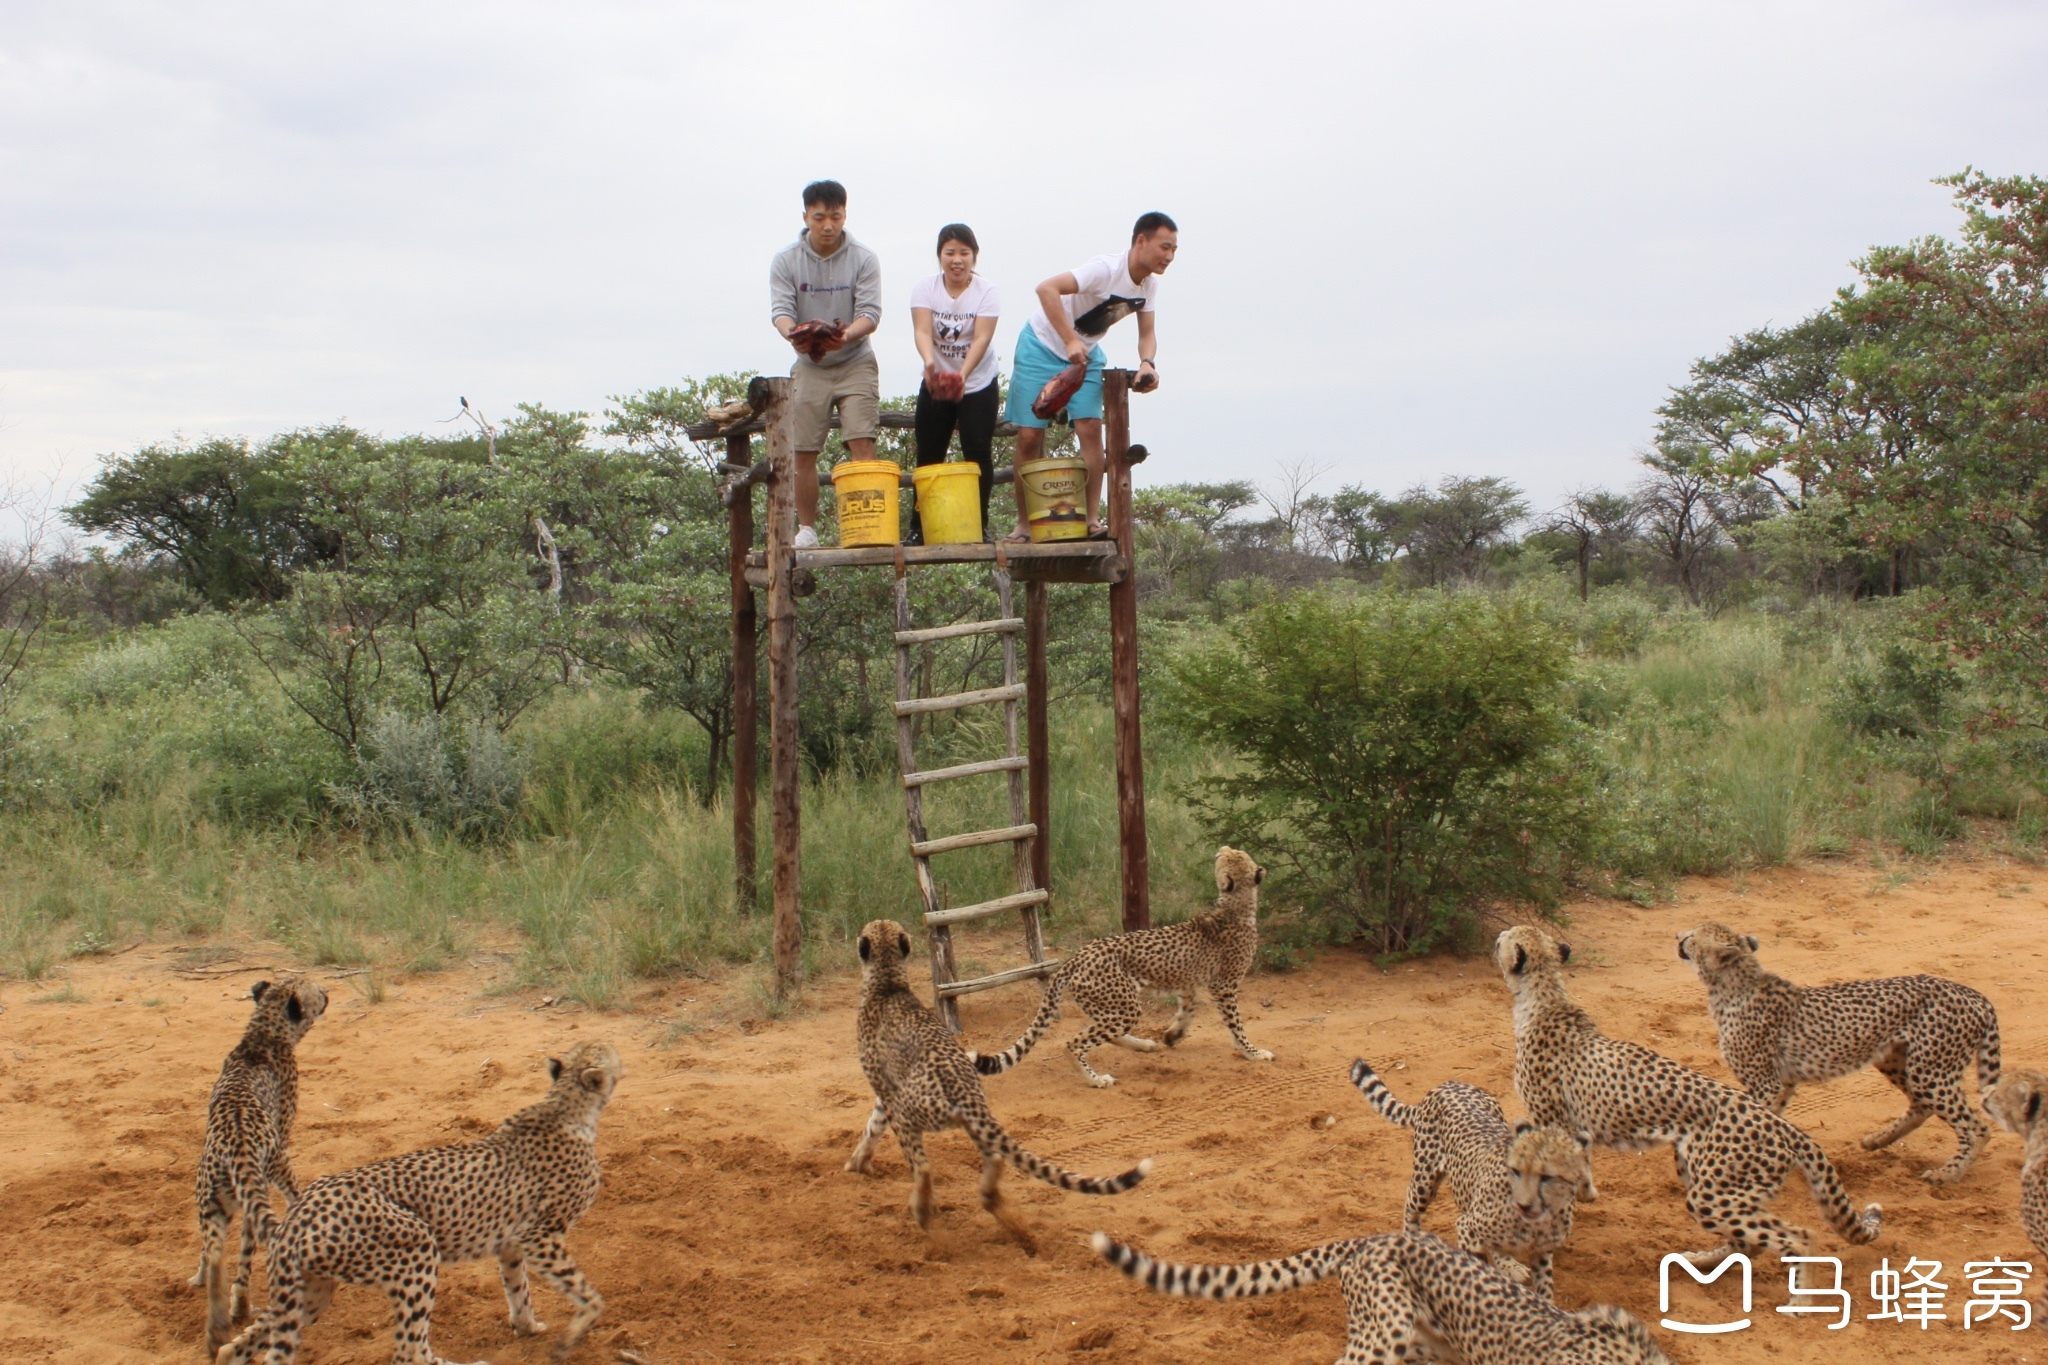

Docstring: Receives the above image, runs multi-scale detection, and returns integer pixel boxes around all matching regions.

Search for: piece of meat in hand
[787,320,847,361]
[1032,361,1088,420]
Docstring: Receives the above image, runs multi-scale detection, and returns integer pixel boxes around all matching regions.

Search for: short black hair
[936,223,979,256]
[803,180,848,210]
[1132,211,1177,242]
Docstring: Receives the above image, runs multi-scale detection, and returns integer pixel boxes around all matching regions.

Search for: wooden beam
[1025,580,1051,906]
[745,541,1117,571]
[901,755,1029,787]
[728,433,757,916]
[763,378,803,997]
[1104,370,1149,933]
[689,408,1022,443]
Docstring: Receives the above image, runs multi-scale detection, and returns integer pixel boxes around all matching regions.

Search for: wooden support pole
[1104,370,1149,933]
[763,379,803,996]
[727,433,757,915]
[1025,579,1051,905]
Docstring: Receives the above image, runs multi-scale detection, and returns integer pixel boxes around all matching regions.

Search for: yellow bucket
[830,459,901,547]
[1017,457,1089,542]
[912,462,982,545]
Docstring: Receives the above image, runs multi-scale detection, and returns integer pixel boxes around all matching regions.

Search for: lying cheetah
[217,1040,621,1365]
[1984,1069,2048,1324]
[1497,925,1882,1263]
[1092,1227,1672,1364]
[847,919,1150,1254]
[1352,1058,1592,1300]
[1678,920,2001,1183]
[192,975,328,1355]
[974,846,1270,1087]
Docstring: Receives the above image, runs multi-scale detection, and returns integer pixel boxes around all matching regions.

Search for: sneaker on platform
[793,525,819,549]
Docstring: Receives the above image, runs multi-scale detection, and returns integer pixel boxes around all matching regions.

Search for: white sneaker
[793,525,819,549]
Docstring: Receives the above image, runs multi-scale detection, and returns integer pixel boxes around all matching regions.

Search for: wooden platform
[743,541,1125,586]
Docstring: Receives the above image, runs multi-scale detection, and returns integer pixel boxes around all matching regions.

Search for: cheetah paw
[511,1317,548,1336]
[1088,1074,1118,1088]
[1919,1165,1966,1185]
[1245,1048,1275,1062]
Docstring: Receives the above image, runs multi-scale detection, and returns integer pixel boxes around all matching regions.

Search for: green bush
[328,711,528,839]
[1158,588,1602,954]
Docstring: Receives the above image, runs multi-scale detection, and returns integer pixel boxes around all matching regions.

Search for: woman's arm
[959,315,998,382]
[911,307,938,370]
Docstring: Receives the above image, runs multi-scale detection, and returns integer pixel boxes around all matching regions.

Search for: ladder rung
[937,958,1059,997]
[895,617,1024,646]
[912,823,1037,858]
[895,683,1027,717]
[902,755,1028,787]
[925,888,1050,927]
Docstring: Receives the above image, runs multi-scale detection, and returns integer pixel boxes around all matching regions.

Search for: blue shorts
[1003,325,1105,428]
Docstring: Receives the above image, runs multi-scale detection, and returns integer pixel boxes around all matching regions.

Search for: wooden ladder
[893,567,1053,1031]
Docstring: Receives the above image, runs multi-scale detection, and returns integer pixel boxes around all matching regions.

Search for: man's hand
[1064,335,1091,366]
[786,320,846,360]
[1134,360,1160,394]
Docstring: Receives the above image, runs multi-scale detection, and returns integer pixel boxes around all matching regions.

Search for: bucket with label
[912,462,983,545]
[1016,457,1089,542]
[829,460,902,547]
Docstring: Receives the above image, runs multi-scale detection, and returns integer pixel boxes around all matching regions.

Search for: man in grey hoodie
[770,179,883,547]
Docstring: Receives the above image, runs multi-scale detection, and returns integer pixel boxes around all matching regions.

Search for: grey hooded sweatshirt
[769,230,883,367]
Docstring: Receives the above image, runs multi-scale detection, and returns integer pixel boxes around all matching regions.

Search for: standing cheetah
[1678,920,2001,1183]
[1092,1227,1672,1364]
[846,919,1151,1254]
[974,846,1270,1087]
[1351,1058,1592,1300]
[1497,926,1882,1263]
[1983,1068,2048,1326]
[217,1040,622,1365]
[192,975,328,1355]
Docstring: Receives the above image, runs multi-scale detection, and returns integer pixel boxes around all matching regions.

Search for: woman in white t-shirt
[909,223,1001,541]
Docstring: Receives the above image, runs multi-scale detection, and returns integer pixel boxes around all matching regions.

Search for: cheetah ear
[548,1057,563,1081]
[250,980,271,1001]
[1557,942,1572,965]
[1676,936,1691,961]
[1512,1119,1534,1137]
[858,936,873,962]
[1511,945,1527,975]
[897,931,911,960]
[1224,876,1235,893]
[286,994,303,1025]
[1253,866,1265,885]
[580,1067,607,1092]
[2028,1092,2041,1125]
[1744,935,1760,952]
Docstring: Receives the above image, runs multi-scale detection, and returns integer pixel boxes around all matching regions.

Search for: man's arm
[840,247,881,344]
[770,252,798,338]
[1134,311,1159,391]
[1034,272,1087,363]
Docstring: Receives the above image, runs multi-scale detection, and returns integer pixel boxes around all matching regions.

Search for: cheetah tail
[1348,1058,1415,1128]
[963,1111,1150,1195]
[1979,1009,2004,1094]
[227,1144,281,1247]
[1787,1122,1882,1245]
[1090,1231,1367,1300]
[972,969,1067,1076]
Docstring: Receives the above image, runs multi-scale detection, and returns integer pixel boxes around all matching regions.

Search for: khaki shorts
[790,350,880,452]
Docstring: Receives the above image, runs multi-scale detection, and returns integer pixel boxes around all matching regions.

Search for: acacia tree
[1540,488,1638,601]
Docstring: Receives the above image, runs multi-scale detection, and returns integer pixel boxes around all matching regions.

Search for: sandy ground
[4,858,2048,1364]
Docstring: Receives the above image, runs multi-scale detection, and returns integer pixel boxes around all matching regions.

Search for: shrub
[1158,588,1601,955]
[328,711,528,839]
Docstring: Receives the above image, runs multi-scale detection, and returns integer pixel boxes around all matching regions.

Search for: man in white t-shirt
[1003,211,1176,538]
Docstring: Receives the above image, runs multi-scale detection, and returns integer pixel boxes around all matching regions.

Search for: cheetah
[1497,925,1882,1264]
[1092,1226,1672,1364]
[216,1040,621,1365]
[1983,1069,2048,1325]
[1678,920,2001,1183]
[1351,1058,1592,1300]
[192,974,329,1355]
[973,846,1270,1087]
[846,919,1151,1254]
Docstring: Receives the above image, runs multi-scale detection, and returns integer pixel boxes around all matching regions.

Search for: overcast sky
[4,0,2044,525]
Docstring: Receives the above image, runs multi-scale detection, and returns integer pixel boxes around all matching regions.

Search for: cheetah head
[1214,846,1265,896]
[247,974,328,1045]
[1984,1067,2048,1138]
[856,919,914,982]
[547,1041,623,1109]
[1676,922,1759,983]
[1494,925,1569,987]
[1507,1121,1594,1221]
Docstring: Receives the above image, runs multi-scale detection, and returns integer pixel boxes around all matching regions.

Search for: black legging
[912,378,999,539]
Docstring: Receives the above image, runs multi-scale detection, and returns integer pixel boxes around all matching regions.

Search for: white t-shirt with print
[910,272,1002,393]
[1026,251,1158,359]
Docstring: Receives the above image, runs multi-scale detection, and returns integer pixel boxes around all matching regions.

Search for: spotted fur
[216,1041,621,1365]
[1983,1068,2048,1327]
[1092,1227,1672,1364]
[1497,925,1882,1263]
[192,975,328,1355]
[1351,1058,1591,1300]
[845,919,1150,1254]
[1679,920,2001,1183]
[973,847,1270,1087]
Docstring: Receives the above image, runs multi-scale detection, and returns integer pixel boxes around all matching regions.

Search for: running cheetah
[1497,925,1882,1263]
[216,1040,622,1365]
[1678,920,2001,1183]
[973,846,1270,1087]
[192,975,329,1355]
[1093,1227,1672,1364]
[1984,1068,2048,1324]
[1352,1058,1591,1300]
[846,919,1151,1254]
